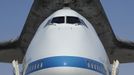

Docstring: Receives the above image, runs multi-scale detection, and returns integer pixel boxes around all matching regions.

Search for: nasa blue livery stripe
[25,56,106,75]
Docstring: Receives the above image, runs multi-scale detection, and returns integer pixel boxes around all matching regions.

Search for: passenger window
[51,17,64,23]
[67,16,81,24]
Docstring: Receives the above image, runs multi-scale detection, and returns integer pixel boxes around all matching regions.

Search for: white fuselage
[22,7,111,75]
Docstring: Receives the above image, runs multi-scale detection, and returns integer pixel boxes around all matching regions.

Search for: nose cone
[25,5,108,75]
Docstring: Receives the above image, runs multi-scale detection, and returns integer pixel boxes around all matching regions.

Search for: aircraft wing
[108,38,134,63]
[0,0,134,63]
[0,39,23,63]
[87,0,134,63]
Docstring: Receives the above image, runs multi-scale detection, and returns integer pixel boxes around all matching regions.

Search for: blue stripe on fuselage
[25,56,106,75]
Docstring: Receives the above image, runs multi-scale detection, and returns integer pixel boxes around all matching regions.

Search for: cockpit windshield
[45,16,87,28]
[67,16,81,24]
[51,17,64,24]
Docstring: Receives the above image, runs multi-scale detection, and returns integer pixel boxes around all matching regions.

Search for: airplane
[0,0,134,75]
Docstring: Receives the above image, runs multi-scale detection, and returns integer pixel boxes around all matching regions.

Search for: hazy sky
[0,0,134,75]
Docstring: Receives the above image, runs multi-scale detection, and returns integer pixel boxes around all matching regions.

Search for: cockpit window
[67,16,81,24]
[51,17,64,24]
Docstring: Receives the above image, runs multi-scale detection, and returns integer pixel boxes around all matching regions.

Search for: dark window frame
[51,16,65,24]
[66,16,88,28]
[66,16,81,24]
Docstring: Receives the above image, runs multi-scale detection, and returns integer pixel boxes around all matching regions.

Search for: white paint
[23,7,111,75]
